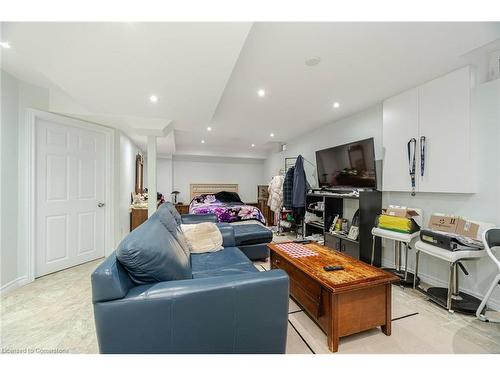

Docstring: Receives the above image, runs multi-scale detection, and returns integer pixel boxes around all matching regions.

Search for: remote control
[293,240,311,244]
[323,265,344,271]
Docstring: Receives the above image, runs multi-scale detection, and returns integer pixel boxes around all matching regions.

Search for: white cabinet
[382,66,474,193]
[382,88,419,192]
[418,67,472,193]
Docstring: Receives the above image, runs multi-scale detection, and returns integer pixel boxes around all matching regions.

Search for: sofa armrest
[93,270,289,354]
[91,252,135,303]
[181,214,217,224]
[216,223,235,247]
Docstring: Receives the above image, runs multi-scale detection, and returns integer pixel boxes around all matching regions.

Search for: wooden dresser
[130,208,148,231]
[175,204,189,215]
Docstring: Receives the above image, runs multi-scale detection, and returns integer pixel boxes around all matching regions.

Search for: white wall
[118,133,141,239]
[1,70,140,291]
[1,71,20,288]
[160,155,266,204]
[264,105,383,184]
[157,157,173,201]
[264,78,500,309]
[1,70,50,291]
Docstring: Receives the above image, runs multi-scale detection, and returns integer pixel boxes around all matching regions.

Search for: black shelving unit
[304,190,382,265]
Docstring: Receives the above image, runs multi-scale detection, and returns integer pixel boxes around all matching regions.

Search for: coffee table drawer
[290,280,322,318]
[271,253,321,301]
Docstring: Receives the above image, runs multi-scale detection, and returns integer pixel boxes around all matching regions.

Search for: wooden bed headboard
[190,183,239,200]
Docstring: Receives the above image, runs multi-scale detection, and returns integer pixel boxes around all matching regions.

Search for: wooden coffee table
[268,241,398,352]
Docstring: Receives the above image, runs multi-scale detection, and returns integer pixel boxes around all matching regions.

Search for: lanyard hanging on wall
[420,136,426,177]
[407,138,417,196]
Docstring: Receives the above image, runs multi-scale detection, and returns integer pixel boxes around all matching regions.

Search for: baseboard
[0,276,29,295]
[381,257,500,312]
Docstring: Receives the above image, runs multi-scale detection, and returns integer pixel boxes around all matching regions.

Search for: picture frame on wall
[258,185,269,200]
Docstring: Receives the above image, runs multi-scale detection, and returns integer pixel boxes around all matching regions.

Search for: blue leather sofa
[91,203,289,354]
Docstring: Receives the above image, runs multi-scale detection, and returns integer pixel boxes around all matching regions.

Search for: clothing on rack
[267,175,285,213]
[292,155,308,220]
[283,166,295,209]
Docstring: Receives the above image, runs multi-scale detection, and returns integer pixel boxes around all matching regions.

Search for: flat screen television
[315,138,377,189]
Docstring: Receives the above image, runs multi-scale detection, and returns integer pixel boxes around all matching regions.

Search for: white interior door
[35,118,106,277]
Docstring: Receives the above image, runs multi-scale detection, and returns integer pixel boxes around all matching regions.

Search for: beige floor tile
[287,288,500,354]
[285,323,313,354]
[253,259,270,271]
[1,258,102,354]
[288,312,330,354]
[2,253,499,355]
[391,285,420,319]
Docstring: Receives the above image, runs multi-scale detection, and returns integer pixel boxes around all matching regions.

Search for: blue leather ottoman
[232,224,273,261]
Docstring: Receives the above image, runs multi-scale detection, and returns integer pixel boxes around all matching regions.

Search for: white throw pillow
[180,222,223,253]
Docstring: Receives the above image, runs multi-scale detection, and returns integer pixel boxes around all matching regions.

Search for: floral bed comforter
[189,194,265,224]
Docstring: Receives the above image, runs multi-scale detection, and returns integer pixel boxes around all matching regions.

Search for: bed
[188,184,265,224]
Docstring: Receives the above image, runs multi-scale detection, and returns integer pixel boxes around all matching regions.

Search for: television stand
[304,190,382,265]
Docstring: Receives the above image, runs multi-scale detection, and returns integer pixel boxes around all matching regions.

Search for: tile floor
[1,253,500,354]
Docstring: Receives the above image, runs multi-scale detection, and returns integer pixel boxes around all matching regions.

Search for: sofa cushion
[163,202,182,226]
[233,224,273,246]
[116,214,192,285]
[192,262,259,279]
[190,247,250,274]
[156,204,191,257]
[181,223,223,253]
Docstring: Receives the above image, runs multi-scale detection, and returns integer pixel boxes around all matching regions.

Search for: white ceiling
[1,22,252,153]
[2,22,500,158]
[213,22,500,146]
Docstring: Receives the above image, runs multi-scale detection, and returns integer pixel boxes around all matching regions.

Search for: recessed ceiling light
[207,126,212,132]
[201,140,205,144]
[270,133,275,137]
[305,56,321,66]
[0,41,11,49]
[149,95,158,103]
[257,89,266,97]
[251,144,255,148]
[333,102,340,109]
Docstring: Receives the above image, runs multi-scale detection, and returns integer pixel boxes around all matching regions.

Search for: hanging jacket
[283,167,295,209]
[292,155,308,219]
[267,175,285,213]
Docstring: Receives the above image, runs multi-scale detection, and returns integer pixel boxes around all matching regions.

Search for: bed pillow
[180,223,223,253]
[214,191,243,204]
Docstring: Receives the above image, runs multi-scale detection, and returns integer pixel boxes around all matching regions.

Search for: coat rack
[276,156,316,238]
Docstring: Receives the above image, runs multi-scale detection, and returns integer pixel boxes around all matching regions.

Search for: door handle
[97,202,105,208]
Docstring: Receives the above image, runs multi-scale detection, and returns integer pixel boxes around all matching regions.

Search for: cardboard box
[428,215,458,233]
[428,214,479,239]
[383,206,420,219]
[456,218,479,239]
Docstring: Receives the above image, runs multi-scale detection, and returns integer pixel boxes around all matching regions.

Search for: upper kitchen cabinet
[382,88,419,192]
[382,66,474,193]
[418,67,473,193]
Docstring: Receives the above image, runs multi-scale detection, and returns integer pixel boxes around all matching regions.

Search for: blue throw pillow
[116,214,192,284]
